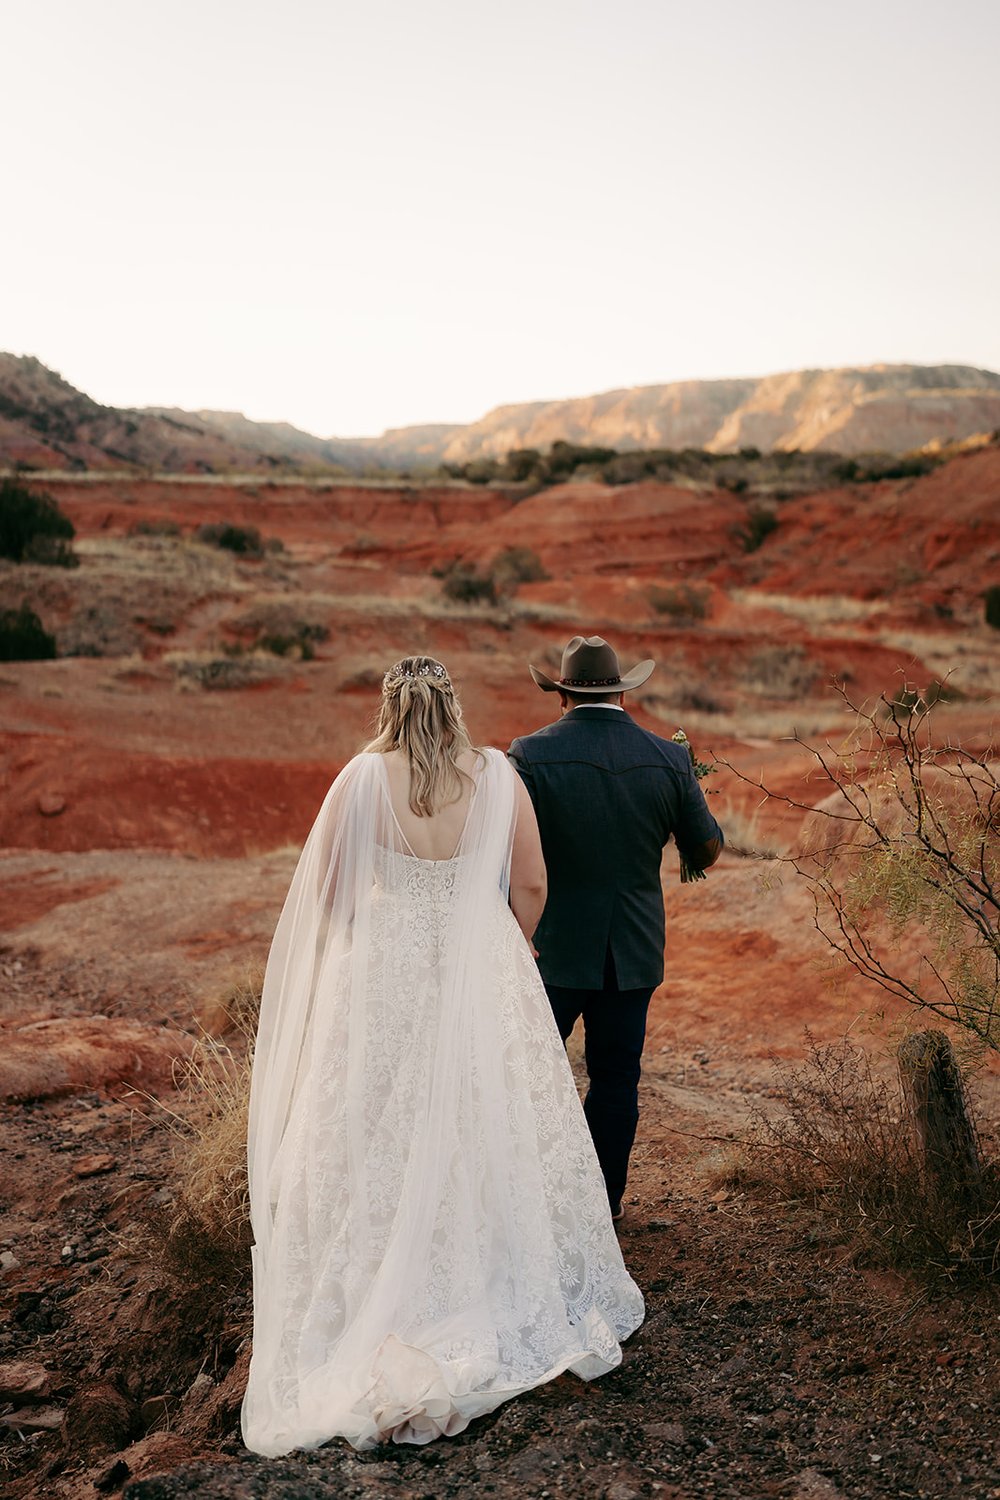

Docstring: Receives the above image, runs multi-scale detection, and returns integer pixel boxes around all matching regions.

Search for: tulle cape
[241,747,644,1455]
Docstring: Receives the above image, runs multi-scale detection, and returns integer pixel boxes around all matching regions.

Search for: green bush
[195,522,264,557]
[0,478,77,566]
[0,604,57,661]
[985,586,1000,630]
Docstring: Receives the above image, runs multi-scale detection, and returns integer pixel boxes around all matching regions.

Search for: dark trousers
[545,963,654,1212]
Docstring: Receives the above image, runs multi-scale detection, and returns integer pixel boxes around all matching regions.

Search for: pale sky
[3,0,998,438]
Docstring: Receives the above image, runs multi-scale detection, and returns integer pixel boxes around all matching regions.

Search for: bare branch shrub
[732,686,1000,1049]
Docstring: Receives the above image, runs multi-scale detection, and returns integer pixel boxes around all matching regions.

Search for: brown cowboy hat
[529,635,655,694]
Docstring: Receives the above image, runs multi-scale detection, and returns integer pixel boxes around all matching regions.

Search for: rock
[643,1419,686,1444]
[0,1249,22,1275]
[184,1372,215,1403]
[793,1470,847,1500]
[606,1485,642,1500]
[0,1360,54,1400]
[64,1379,135,1455]
[0,1404,65,1431]
[37,790,67,816]
[0,1016,195,1103]
[73,1152,118,1177]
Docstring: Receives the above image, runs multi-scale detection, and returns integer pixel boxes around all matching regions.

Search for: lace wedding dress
[241,747,644,1456]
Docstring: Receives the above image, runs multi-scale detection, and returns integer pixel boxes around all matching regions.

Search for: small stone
[0,1360,52,1400]
[37,791,67,817]
[185,1372,215,1401]
[643,1420,685,1444]
[72,1153,117,1178]
[606,1483,641,1500]
[0,1404,65,1431]
[0,1250,21,1275]
[61,1243,75,1261]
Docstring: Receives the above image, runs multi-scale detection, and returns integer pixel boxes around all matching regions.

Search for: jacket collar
[565,705,632,722]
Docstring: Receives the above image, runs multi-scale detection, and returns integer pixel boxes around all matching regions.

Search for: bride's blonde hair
[364,655,477,817]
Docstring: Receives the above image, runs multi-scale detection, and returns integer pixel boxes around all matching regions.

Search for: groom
[508,636,723,1222]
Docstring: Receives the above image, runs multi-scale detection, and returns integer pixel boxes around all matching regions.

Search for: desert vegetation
[0,602,57,660]
[436,439,947,497]
[434,546,549,606]
[0,477,77,567]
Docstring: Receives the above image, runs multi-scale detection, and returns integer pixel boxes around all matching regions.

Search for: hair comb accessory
[382,661,449,689]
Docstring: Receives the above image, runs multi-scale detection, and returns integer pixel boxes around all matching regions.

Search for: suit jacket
[508,707,723,990]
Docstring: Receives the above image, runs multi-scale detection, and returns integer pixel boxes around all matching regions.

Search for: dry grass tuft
[147,974,262,1286]
[736,1034,1000,1282]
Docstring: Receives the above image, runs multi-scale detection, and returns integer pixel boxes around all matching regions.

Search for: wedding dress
[241,746,644,1456]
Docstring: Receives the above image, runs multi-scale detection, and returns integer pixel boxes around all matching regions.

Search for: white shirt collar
[572,702,625,711]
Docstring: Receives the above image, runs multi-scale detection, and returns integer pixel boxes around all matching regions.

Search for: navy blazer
[509,707,723,990]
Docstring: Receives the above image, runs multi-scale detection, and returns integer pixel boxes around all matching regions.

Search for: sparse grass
[170,652,284,690]
[743,644,819,699]
[648,583,710,624]
[148,974,262,1285]
[731,1034,1000,1281]
[713,798,788,860]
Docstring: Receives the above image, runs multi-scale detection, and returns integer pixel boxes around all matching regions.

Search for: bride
[241,656,644,1456]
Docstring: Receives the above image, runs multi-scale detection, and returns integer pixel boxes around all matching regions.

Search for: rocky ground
[2,458,999,1497]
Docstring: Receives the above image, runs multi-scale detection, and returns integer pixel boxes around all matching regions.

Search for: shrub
[173,656,278,690]
[489,546,549,588]
[438,561,498,605]
[738,1035,999,1280]
[740,503,778,552]
[0,604,57,661]
[744,644,818,698]
[258,623,327,660]
[985,585,1000,630]
[647,583,710,624]
[502,448,546,482]
[129,518,182,538]
[195,522,264,557]
[0,478,77,566]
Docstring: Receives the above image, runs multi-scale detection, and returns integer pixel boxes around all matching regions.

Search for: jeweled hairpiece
[383,661,450,690]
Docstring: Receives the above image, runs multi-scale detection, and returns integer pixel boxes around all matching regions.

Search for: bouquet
[672,728,716,883]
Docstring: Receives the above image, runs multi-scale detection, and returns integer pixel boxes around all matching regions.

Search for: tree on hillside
[0,478,77,566]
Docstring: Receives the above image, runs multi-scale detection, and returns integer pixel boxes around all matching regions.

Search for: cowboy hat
[529,635,655,694]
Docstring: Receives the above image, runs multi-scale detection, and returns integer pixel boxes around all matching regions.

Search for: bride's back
[381,747,479,861]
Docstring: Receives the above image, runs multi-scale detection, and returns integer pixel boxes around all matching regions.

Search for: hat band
[560,675,622,688]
